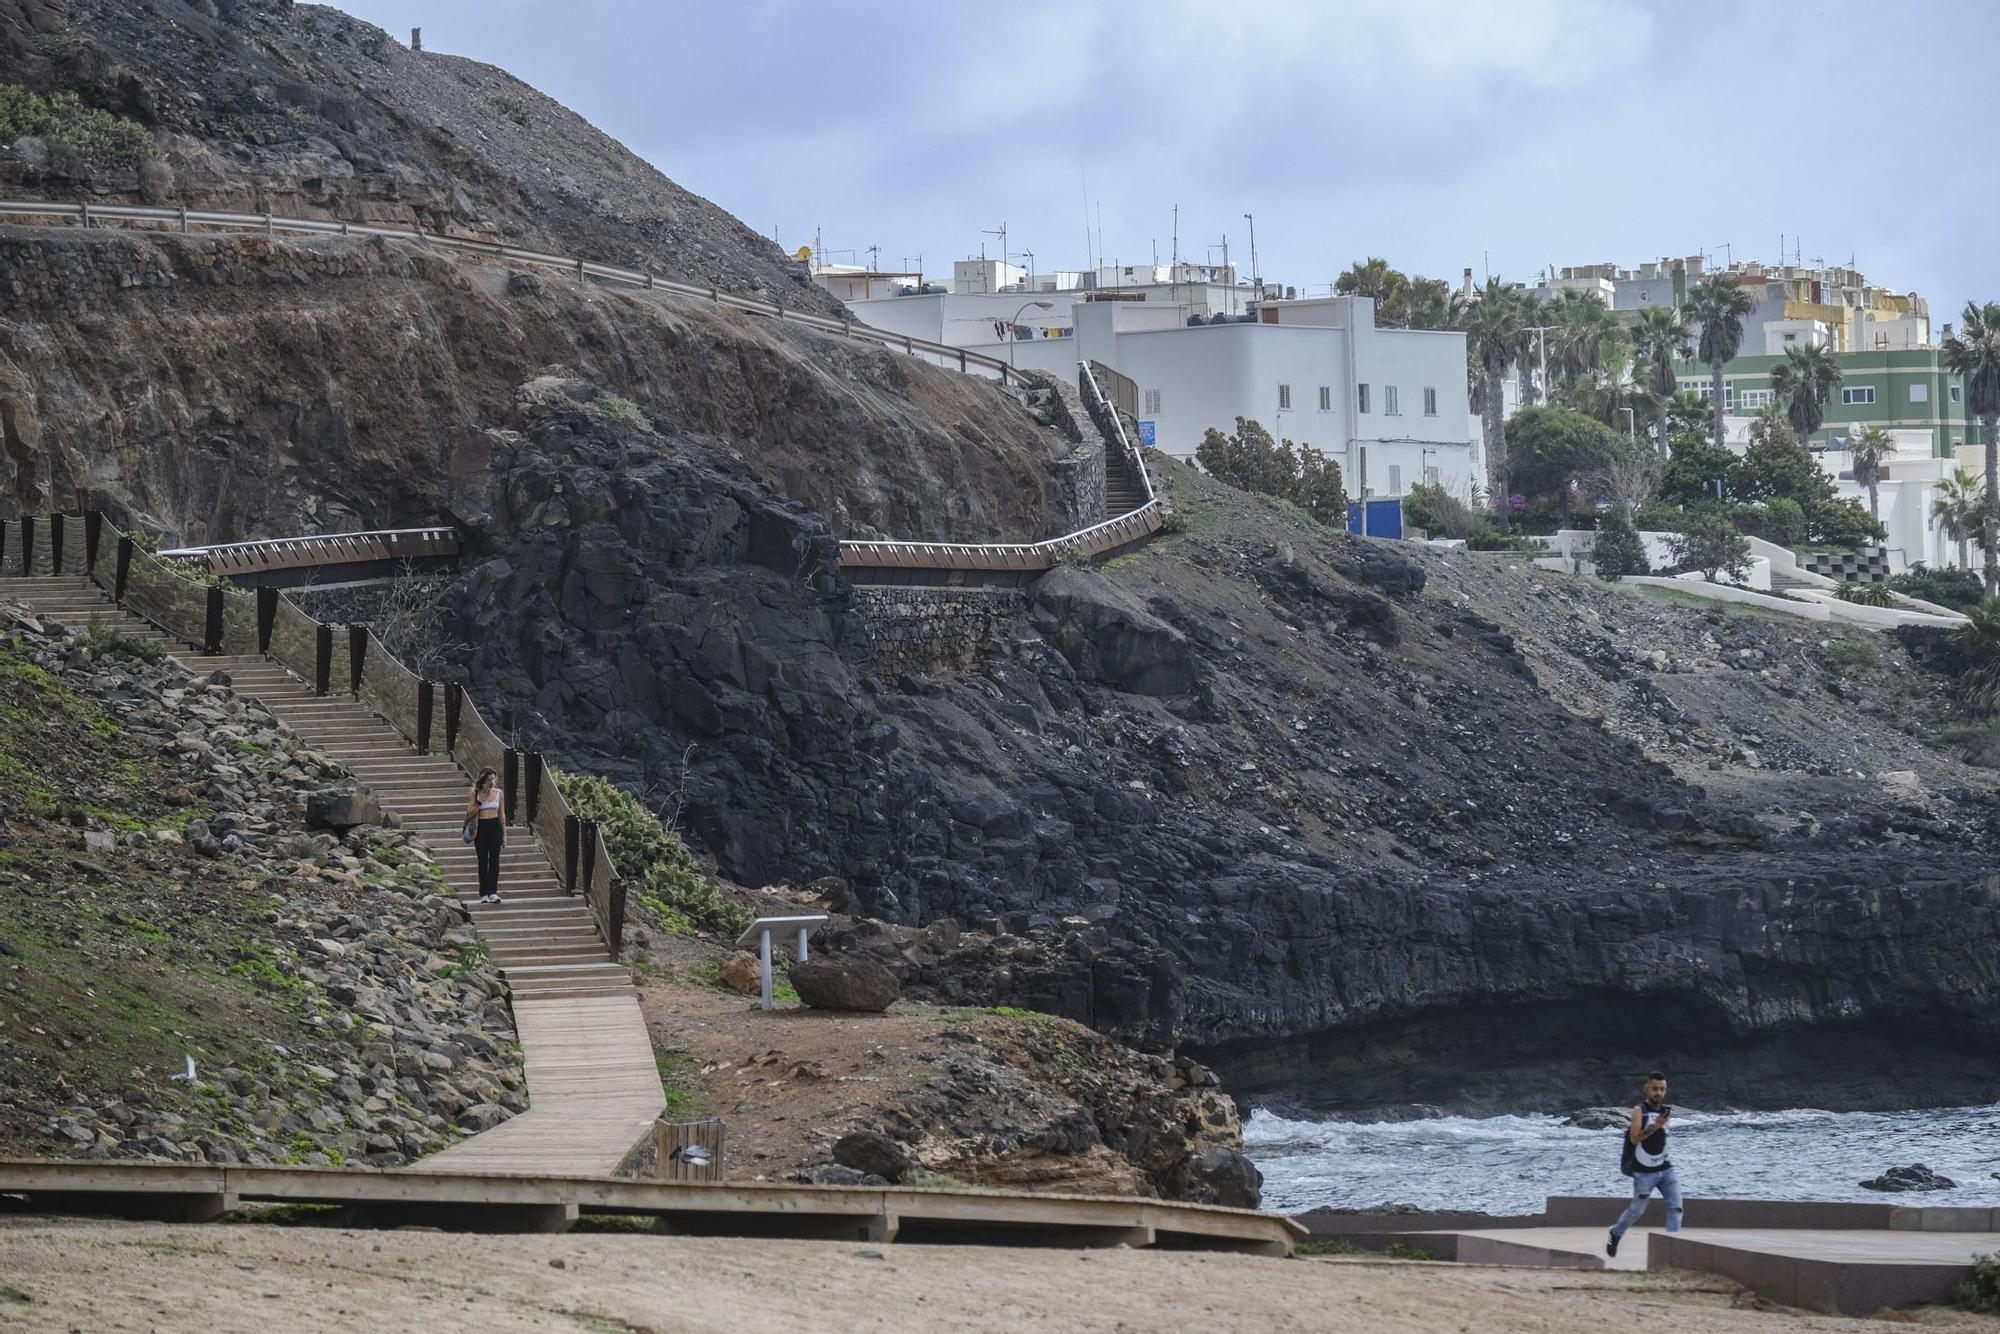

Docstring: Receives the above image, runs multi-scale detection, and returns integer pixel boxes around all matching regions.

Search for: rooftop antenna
[1171,203,1179,305]
[981,223,1008,290]
[1714,241,1731,267]
[1244,212,1260,302]
[1021,248,1034,286]
[1080,167,1093,273]
[866,244,879,272]
[1095,203,1104,276]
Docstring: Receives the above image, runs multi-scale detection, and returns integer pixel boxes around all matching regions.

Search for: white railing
[0,198,1032,385]
[1080,359,1155,506]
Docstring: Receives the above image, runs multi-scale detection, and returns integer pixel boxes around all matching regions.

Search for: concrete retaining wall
[854,587,1025,672]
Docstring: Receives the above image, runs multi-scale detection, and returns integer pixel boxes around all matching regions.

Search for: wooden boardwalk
[16,576,664,1178]
[414,997,663,1174]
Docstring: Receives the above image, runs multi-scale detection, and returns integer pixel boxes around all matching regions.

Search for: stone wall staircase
[11,575,630,1003]
[1105,440,1148,515]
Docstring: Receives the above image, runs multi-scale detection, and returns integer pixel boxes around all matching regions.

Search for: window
[1841,386,1876,405]
[1687,382,1734,407]
[1358,383,1371,413]
[1318,385,1332,411]
[1423,386,1438,416]
[1910,383,1928,404]
[1739,388,1774,410]
[1387,464,1402,495]
[1384,386,1401,415]
[1423,464,1442,487]
[1278,384,1292,410]
[1143,388,1161,415]
[1951,385,1963,404]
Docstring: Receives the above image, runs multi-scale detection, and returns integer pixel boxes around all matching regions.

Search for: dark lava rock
[831,1130,909,1183]
[1181,1147,1264,1210]
[305,786,384,832]
[1562,1107,1629,1131]
[1859,1163,1957,1192]
[789,956,899,1012]
[790,1163,889,1187]
[1030,566,1198,696]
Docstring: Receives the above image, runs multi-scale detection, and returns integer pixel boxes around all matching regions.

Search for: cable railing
[161,526,460,578]
[0,198,1033,385]
[0,509,624,949]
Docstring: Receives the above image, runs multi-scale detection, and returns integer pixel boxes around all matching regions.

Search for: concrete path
[15,575,664,1177]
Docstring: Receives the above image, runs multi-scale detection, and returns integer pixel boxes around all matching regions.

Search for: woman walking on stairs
[466,768,506,904]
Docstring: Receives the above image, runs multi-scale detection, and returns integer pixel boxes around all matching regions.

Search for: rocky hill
[0,9,1994,1124]
[0,0,836,312]
[0,601,523,1164]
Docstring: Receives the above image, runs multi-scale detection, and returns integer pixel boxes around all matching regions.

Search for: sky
[327,0,1999,325]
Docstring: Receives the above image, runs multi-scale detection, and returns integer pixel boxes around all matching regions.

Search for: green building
[1674,348,1989,471]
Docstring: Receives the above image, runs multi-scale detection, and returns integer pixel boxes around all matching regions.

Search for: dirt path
[0,1217,1987,1333]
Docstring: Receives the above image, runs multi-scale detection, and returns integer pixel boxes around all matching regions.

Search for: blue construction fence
[1345,498,1404,539]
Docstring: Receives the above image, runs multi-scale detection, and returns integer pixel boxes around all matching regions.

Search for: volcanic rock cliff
[2,3,1996,1119]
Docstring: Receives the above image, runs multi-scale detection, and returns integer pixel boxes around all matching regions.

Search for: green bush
[1592,510,1649,581]
[492,95,531,127]
[1834,581,1892,607]
[1633,500,1696,534]
[1402,482,1478,540]
[1195,418,1347,526]
[552,769,748,936]
[1886,566,1984,612]
[1959,1253,2000,1314]
[1664,512,1751,582]
[1803,495,1885,547]
[0,84,154,170]
[1465,525,1546,554]
[1729,497,1807,547]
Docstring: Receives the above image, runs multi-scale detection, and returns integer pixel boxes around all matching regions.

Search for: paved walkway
[16,575,664,1177]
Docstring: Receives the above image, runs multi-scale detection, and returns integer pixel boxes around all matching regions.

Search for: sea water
[1245,1104,2000,1215]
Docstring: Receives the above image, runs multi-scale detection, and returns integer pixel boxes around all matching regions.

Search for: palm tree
[1336,258,1410,323]
[1688,274,1755,452]
[1932,466,1980,570]
[1460,277,1527,532]
[1630,305,1694,455]
[1548,291,1621,394]
[1849,426,1893,520]
[1768,343,1843,447]
[1942,301,2000,598]
[1401,276,1457,331]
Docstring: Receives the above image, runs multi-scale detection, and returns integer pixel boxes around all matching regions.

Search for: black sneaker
[1606,1232,1620,1258]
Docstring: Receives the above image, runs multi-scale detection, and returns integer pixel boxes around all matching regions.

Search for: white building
[1074,295,1479,502]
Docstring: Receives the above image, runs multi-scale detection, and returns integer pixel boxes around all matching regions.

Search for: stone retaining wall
[855,587,1025,673]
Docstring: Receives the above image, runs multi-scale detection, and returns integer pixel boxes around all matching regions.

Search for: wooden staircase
[11,575,630,1003]
[1105,443,1148,516]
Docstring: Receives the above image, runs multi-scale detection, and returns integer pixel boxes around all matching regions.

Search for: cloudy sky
[329,0,1998,324]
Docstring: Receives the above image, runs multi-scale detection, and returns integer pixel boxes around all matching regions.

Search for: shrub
[492,95,531,127]
[1804,495,1886,547]
[1887,566,1984,612]
[0,84,154,170]
[1827,639,1877,669]
[1402,482,1478,540]
[1633,500,1694,534]
[1959,1253,2000,1315]
[1592,510,1649,581]
[551,769,748,936]
[1465,525,1546,554]
[1195,418,1346,526]
[1954,600,2000,718]
[1730,497,1807,547]
[1664,512,1752,583]
[1835,581,1892,607]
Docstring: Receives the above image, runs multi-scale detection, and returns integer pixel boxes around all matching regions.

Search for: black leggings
[475,818,504,898]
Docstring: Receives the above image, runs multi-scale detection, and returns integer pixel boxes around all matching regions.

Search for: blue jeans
[1611,1166,1683,1238]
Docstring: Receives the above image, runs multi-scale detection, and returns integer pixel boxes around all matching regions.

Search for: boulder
[1182,1148,1264,1210]
[716,950,763,995]
[1859,1163,1957,1192]
[1030,565,1198,697]
[306,786,385,832]
[1561,1107,1629,1131]
[832,1130,909,1183]
[789,1163,889,1188]
[789,956,899,1012]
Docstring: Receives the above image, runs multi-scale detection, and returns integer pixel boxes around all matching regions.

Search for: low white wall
[1785,589,1967,630]
[1742,535,1837,589]
[1552,529,1767,588]
[1621,576,1830,619]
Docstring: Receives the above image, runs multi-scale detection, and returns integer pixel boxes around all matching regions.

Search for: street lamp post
[1008,300,1054,369]
[1618,406,1636,443]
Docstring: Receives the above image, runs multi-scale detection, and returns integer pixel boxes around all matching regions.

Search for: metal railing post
[313,623,333,695]
[502,749,519,824]
[347,623,368,695]
[114,534,133,602]
[524,751,543,822]
[444,681,463,753]
[255,586,278,653]
[564,814,580,895]
[580,820,598,897]
[416,680,434,754]
[203,585,224,654]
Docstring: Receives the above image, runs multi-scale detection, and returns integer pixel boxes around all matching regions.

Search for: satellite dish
[793,245,813,263]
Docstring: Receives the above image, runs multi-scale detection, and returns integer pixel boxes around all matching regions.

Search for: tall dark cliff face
[0,0,836,312]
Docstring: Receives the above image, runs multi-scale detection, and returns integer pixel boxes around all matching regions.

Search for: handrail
[1,509,621,950]
[0,198,1031,386]
[838,361,1166,574]
[161,526,458,557]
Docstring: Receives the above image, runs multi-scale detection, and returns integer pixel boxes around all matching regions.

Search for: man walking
[1607,1071,1682,1257]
